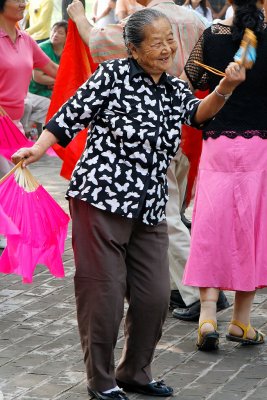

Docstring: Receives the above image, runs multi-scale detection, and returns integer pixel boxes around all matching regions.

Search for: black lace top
[184,23,267,140]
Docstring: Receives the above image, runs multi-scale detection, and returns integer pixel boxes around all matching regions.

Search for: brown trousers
[70,199,170,392]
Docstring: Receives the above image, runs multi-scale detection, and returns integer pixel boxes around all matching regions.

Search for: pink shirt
[0,29,50,120]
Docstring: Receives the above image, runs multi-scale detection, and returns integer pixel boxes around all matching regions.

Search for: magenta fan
[0,115,34,161]
[0,114,57,160]
[0,162,70,283]
[0,203,20,237]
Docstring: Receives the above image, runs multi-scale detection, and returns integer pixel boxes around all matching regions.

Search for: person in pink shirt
[0,0,58,177]
[0,0,58,249]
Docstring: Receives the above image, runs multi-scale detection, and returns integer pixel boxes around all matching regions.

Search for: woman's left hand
[195,62,246,125]
[218,62,246,94]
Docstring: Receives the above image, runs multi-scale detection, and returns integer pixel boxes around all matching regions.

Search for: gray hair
[123,9,170,54]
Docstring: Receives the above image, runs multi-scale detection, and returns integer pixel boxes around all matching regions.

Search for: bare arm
[195,62,245,125]
[116,10,127,21]
[67,0,93,45]
[40,60,58,79]
[92,0,98,21]
[33,69,56,86]
[95,1,116,22]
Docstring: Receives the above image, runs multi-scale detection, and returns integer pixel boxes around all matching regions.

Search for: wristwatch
[214,86,232,101]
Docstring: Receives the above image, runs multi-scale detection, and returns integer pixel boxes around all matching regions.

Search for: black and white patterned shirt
[46,58,200,225]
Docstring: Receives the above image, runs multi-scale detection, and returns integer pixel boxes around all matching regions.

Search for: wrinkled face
[50,26,67,46]
[2,0,26,21]
[130,18,177,82]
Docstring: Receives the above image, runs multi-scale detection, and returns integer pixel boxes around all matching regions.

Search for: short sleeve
[178,81,201,127]
[30,36,50,69]
[184,31,209,91]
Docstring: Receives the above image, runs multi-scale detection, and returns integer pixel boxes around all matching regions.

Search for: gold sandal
[197,319,219,351]
[226,320,265,345]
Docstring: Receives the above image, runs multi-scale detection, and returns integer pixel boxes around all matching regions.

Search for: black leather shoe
[172,291,230,321]
[172,300,200,321]
[169,289,186,310]
[116,379,173,397]
[217,291,230,311]
[87,387,128,400]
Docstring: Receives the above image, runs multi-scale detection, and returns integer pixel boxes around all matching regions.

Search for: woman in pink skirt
[182,0,266,351]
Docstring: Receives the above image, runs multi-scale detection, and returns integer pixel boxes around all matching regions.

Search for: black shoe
[217,291,230,311]
[169,289,186,310]
[87,387,128,400]
[172,300,200,321]
[197,331,220,352]
[172,291,230,321]
[116,379,173,397]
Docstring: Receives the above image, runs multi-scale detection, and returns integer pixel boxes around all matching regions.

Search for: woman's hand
[12,129,58,167]
[217,62,246,95]
[12,144,46,168]
[194,62,246,125]
[67,0,86,23]
[67,0,92,45]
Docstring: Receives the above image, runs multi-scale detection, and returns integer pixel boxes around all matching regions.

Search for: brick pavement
[0,155,266,400]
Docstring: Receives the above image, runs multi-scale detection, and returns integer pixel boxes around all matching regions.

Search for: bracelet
[214,86,232,101]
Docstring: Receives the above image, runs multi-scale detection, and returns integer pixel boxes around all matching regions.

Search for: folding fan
[0,162,70,283]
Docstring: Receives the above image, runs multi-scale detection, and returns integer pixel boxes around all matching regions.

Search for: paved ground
[0,155,266,400]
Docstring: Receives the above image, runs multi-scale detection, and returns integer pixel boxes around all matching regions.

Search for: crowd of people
[0,0,233,140]
[0,0,267,399]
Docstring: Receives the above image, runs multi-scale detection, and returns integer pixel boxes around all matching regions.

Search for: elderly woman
[12,8,245,400]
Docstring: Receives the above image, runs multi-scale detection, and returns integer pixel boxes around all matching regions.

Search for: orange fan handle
[193,60,226,77]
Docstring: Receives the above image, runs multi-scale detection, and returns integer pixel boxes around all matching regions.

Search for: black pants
[70,199,170,392]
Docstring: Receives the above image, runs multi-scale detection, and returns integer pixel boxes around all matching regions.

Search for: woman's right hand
[67,0,86,23]
[12,144,46,168]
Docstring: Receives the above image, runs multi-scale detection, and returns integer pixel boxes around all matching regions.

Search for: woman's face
[130,18,177,83]
[50,26,67,47]
[1,0,26,21]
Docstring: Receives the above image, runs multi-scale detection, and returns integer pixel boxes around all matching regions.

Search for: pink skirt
[183,136,267,291]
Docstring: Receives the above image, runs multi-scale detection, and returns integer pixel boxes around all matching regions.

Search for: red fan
[0,162,70,283]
